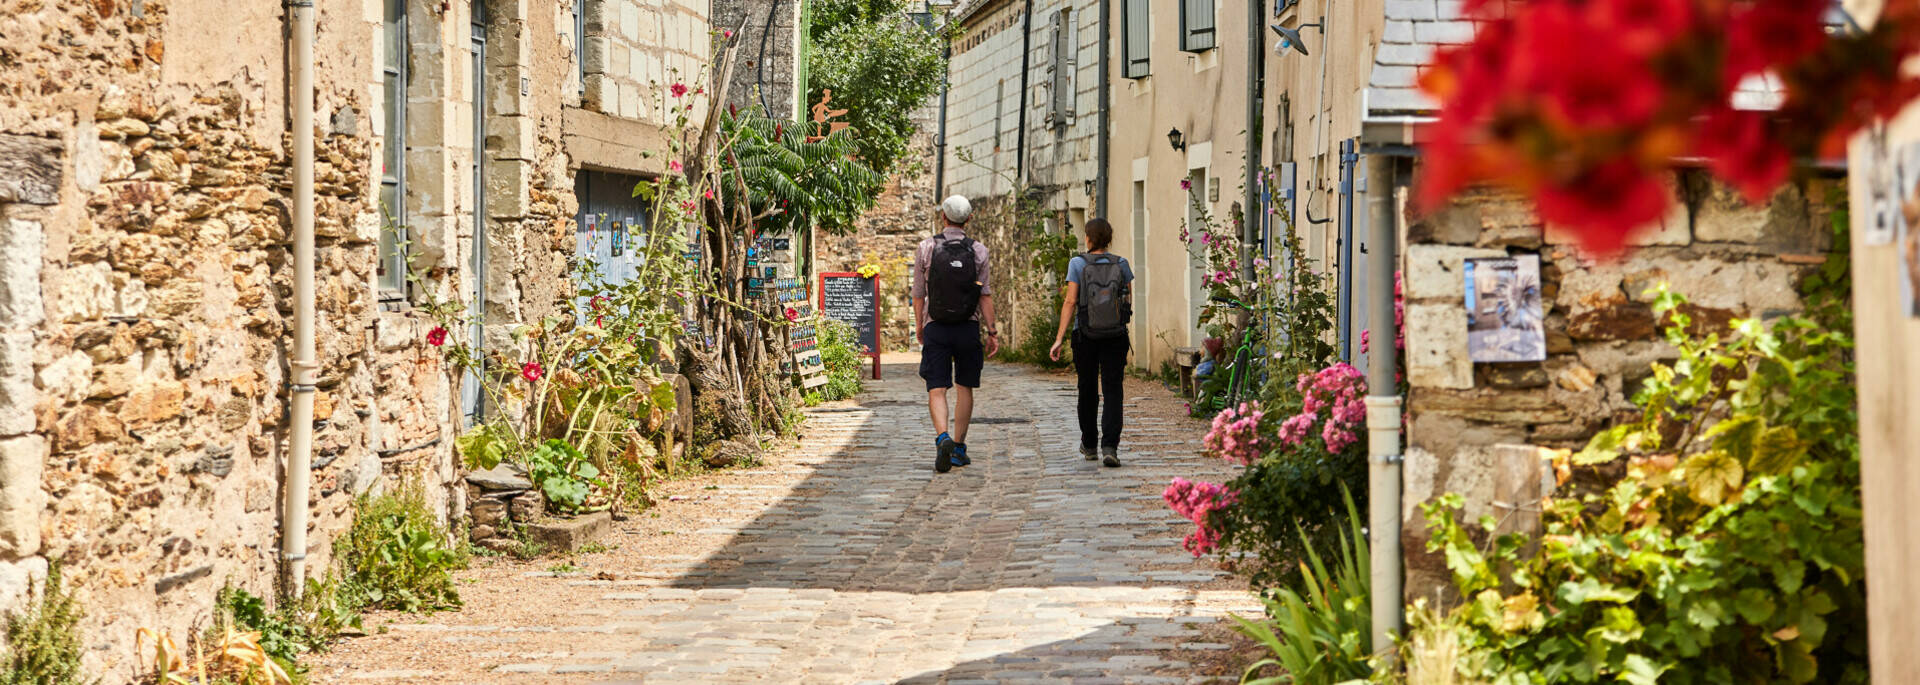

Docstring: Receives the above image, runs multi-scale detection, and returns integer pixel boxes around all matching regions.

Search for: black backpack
[926,236,981,324]
[1077,253,1130,339]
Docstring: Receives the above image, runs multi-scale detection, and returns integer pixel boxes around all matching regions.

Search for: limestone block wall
[582,0,713,125]
[711,0,803,120]
[819,102,941,351]
[943,0,1028,199]
[1397,171,1843,600]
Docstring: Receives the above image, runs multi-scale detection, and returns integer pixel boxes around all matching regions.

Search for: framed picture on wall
[1465,254,1547,363]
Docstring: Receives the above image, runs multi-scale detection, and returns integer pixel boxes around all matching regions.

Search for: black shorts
[919,321,984,390]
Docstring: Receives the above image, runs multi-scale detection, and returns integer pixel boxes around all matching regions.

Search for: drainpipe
[1337,138,1356,360]
[935,42,950,200]
[282,0,317,598]
[1014,0,1033,185]
[1242,0,1263,281]
[1094,0,1110,218]
[1363,152,1402,661]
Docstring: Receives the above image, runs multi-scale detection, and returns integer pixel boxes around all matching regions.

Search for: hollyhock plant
[1419,0,1920,256]
[521,362,545,383]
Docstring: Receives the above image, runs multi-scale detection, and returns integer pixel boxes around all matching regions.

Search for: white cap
[939,195,973,224]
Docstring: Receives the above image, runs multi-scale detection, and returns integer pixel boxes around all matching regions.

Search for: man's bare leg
[928,387,950,436]
[953,385,974,444]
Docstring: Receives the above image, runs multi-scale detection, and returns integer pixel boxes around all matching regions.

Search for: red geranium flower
[521,362,545,383]
[426,326,448,347]
[1695,107,1790,204]
[1723,0,1828,82]
[1534,159,1670,257]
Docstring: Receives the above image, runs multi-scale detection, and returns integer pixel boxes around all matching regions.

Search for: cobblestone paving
[324,357,1254,683]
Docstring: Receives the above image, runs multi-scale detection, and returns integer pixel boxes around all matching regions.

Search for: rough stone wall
[0,0,683,678]
[1397,170,1843,600]
[1019,0,1100,214]
[942,0,1026,199]
[711,0,802,120]
[582,0,713,124]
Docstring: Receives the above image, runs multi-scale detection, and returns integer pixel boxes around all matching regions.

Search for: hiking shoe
[1080,445,1098,460]
[1101,447,1121,468]
[936,434,955,473]
[951,443,971,467]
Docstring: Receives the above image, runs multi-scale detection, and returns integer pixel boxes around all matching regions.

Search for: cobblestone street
[322,356,1254,683]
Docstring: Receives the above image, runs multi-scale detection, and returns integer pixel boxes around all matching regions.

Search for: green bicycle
[1205,295,1269,412]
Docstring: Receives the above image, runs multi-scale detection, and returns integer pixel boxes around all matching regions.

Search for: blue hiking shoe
[935,432,954,473]
[951,443,971,467]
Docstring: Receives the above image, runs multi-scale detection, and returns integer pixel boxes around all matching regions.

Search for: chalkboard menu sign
[818,272,881,379]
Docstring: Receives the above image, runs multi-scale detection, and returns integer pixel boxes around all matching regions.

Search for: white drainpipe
[283,0,317,597]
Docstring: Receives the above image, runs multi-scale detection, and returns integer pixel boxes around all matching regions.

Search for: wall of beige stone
[582,0,712,125]
[1396,170,1842,601]
[0,0,703,678]
[819,102,941,351]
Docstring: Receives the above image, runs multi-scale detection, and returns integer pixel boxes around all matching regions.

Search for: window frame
[1180,0,1216,53]
[377,0,409,297]
[1121,0,1150,79]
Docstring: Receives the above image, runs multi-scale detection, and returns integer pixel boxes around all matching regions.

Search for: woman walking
[1049,218,1134,467]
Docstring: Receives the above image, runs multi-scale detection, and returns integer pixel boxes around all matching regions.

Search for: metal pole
[1094,0,1111,218]
[1243,0,1263,281]
[1337,138,1356,360]
[1364,152,1403,663]
[282,0,317,597]
[935,42,950,200]
[1014,0,1033,185]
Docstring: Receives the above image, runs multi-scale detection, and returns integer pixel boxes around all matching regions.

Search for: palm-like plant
[1231,489,1375,684]
[719,114,884,237]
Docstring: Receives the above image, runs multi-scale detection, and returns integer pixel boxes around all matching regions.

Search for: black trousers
[1072,330,1129,449]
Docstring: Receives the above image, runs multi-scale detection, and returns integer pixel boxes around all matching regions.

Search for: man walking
[913,195,1000,473]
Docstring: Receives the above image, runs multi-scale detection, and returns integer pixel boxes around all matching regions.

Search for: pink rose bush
[1204,402,1265,466]
[1279,363,1367,454]
[1164,477,1237,556]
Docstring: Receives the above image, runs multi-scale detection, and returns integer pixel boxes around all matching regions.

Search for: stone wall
[582,0,712,125]
[1397,171,1843,600]
[818,102,941,351]
[711,0,802,120]
[0,0,706,678]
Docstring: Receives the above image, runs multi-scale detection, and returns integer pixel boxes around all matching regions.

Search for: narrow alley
[320,357,1255,683]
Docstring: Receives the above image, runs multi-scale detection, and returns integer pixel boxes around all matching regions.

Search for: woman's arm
[1049,282,1079,361]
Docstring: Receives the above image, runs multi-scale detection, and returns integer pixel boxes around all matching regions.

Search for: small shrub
[335,486,466,612]
[814,319,865,402]
[0,564,85,685]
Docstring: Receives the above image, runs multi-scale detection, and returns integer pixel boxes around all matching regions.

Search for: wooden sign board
[817,272,881,380]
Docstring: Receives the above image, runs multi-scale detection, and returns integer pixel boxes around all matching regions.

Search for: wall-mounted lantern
[1168,127,1186,152]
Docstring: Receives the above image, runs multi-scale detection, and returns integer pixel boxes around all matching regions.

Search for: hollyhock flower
[784,307,799,322]
[521,362,545,383]
[1253,257,1268,270]
[1180,179,1192,190]
[590,294,609,311]
[426,326,447,347]
[1695,107,1790,204]
[670,82,689,98]
[724,29,735,39]
[669,160,683,172]
[704,188,715,200]
[1534,160,1669,257]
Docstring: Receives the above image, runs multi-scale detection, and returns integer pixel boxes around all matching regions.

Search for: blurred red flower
[426,326,447,347]
[521,362,545,383]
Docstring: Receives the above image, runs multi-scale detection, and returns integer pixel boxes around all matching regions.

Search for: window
[1122,0,1149,79]
[1047,9,1075,127]
[1180,0,1215,52]
[377,0,408,294]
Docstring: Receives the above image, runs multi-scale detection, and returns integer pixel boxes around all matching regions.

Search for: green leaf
[1685,450,1744,507]
[1620,654,1668,685]
[1748,425,1804,476]
[1734,587,1777,624]
[1558,577,1639,605]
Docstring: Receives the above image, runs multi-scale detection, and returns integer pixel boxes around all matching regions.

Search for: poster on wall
[1464,254,1546,363]
[1900,142,1920,317]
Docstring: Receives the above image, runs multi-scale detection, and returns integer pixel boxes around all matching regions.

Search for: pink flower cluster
[1277,363,1367,454]
[1164,477,1237,557]
[1203,402,1264,466]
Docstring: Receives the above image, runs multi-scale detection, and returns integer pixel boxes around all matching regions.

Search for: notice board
[818,272,881,379]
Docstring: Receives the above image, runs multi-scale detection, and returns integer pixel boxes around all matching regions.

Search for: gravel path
[320,355,1255,684]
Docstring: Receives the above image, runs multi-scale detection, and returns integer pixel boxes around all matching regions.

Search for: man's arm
[913,297,926,345]
[980,294,999,357]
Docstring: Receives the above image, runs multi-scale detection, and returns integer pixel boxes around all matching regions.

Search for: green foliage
[807,6,948,176]
[814,319,866,402]
[0,564,85,685]
[1417,288,1864,685]
[336,486,466,613]
[1232,491,1374,685]
[527,439,606,514]
[720,114,884,236]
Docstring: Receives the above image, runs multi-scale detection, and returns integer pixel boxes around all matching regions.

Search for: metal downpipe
[1363,153,1403,663]
[282,0,317,597]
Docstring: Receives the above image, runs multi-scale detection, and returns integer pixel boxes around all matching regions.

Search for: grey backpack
[1078,253,1129,339]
